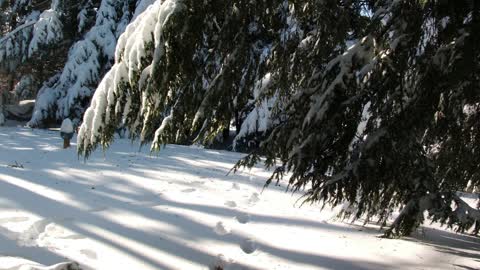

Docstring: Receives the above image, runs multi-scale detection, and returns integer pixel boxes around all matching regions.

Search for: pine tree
[0,0,64,73]
[0,0,152,126]
[27,0,137,127]
[72,0,479,237]
[0,0,73,118]
[0,0,65,115]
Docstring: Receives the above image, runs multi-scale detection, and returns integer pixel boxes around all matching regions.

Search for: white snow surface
[60,119,74,133]
[0,126,479,270]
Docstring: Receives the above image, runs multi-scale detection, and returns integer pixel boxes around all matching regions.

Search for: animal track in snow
[181,188,196,193]
[231,183,241,190]
[240,238,257,254]
[213,222,230,236]
[235,212,250,224]
[224,201,237,208]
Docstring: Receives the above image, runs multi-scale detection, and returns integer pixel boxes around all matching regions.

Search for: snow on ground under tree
[0,124,479,270]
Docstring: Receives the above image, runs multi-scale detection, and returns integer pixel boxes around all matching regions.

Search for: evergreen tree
[0,0,64,73]
[0,0,153,126]
[27,0,136,127]
[0,0,64,114]
[76,0,480,237]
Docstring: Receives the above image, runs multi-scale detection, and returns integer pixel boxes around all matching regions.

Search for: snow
[1,126,479,270]
[0,21,36,69]
[132,0,157,20]
[234,73,276,149]
[348,101,371,152]
[28,9,63,57]
[77,6,89,33]
[60,119,74,133]
[79,0,186,151]
[28,0,132,127]
[303,35,376,128]
[463,103,479,117]
[14,75,36,99]
[0,1,63,71]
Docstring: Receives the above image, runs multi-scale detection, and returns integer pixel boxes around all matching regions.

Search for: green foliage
[79,0,480,237]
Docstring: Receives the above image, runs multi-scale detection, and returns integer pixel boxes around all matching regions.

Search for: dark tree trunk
[222,122,230,142]
[63,138,71,148]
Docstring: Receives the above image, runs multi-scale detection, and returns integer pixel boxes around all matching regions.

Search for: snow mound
[28,0,133,127]
[60,119,73,133]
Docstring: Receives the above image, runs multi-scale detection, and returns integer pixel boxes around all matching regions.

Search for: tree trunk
[235,111,241,135]
[222,122,230,142]
[0,87,3,112]
[63,138,70,148]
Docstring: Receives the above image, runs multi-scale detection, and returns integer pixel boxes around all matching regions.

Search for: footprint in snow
[19,218,83,246]
[191,181,205,185]
[214,222,230,236]
[210,254,229,270]
[248,192,261,205]
[224,201,237,208]
[18,219,52,245]
[210,254,246,270]
[240,238,258,254]
[81,249,98,260]
[42,222,86,241]
[231,183,241,190]
[235,212,250,224]
[182,188,196,193]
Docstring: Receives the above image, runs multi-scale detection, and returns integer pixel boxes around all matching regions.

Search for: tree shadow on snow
[1,129,477,270]
[0,176,394,270]
[405,227,480,264]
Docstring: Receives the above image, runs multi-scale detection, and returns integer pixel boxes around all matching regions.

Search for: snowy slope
[0,125,479,270]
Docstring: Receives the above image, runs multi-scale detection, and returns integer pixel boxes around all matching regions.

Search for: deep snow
[0,124,479,270]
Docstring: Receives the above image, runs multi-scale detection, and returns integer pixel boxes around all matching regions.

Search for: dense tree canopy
[2,0,475,237]
[0,0,158,126]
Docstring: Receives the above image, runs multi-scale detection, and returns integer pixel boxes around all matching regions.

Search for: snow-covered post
[60,118,74,148]
[0,87,4,126]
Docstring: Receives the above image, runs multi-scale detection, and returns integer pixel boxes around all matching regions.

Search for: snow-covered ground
[0,124,479,270]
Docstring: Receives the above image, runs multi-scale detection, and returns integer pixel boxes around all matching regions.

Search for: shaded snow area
[0,126,479,270]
